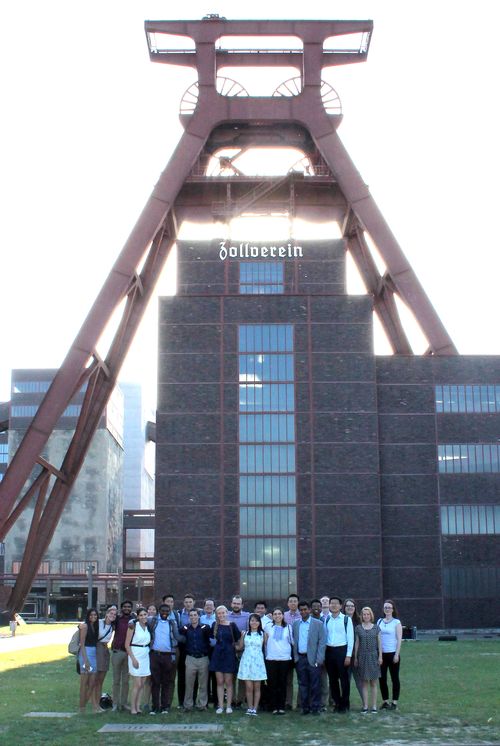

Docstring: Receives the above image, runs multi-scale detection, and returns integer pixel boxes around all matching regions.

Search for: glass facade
[441,505,500,534]
[438,444,500,473]
[0,444,8,463]
[239,262,284,294]
[238,324,297,598]
[11,404,82,418]
[435,384,500,413]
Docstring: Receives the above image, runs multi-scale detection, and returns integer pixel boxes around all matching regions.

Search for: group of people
[75,593,402,717]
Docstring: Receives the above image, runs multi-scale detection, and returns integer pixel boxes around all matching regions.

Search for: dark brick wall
[377,355,500,629]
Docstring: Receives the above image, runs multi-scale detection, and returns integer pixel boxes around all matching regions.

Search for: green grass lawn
[0,640,498,745]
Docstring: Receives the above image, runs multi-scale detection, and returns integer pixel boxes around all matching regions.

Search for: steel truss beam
[0,18,456,615]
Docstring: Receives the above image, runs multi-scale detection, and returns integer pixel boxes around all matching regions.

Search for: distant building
[3,369,124,619]
[120,382,155,571]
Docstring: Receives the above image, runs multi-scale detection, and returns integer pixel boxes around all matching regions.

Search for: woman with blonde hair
[354,606,382,713]
[209,605,242,714]
[95,604,117,703]
[378,599,403,710]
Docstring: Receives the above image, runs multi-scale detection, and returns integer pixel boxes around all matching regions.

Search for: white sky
[1,0,499,406]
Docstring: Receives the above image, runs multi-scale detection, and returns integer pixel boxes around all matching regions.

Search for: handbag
[68,627,81,655]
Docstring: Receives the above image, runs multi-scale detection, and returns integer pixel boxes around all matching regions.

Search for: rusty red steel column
[1,16,457,615]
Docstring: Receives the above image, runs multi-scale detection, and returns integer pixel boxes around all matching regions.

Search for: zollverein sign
[219,241,303,261]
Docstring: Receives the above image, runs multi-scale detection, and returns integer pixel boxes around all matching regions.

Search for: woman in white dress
[125,607,151,714]
[237,614,268,716]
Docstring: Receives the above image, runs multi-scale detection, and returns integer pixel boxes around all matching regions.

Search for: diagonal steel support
[4,222,178,614]
[345,218,413,354]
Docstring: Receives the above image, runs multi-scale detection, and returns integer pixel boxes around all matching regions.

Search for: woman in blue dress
[209,605,242,714]
[237,613,268,716]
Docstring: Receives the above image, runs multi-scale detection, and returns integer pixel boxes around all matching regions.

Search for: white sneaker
[226,706,233,714]
[216,707,224,715]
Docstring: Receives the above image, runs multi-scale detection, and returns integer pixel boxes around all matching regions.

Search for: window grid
[239,353,294,382]
[241,569,297,599]
[11,405,82,418]
[238,324,297,598]
[441,505,500,535]
[435,384,500,413]
[443,566,500,598]
[239,262,284,295]
[438,444,500,473]
[239,414,295,442]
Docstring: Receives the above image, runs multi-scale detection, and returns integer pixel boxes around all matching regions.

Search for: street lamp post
[86,563,94,609]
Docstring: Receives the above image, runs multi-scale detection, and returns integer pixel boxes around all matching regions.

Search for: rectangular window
[438,444,500,473]
[239,384,294,411]
[239,353,294,382]
[436,384,500,413]
[441,505,500,535]
[0,444,8,463]
[12,381,51,394]
[240,507,297,536]
[239,262,284,294]
[240,538,297,568]
[239,476,296,504]
[239,324,293,353]
[239,445,296,473]
[240,568,297,599]
[239,414,295,442]
[238,323,296,598]
[443,566,500,598]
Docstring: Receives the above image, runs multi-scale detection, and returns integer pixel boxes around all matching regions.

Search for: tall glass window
[238,324,296,598]
[239,262,284,294]
[435,385,500,413]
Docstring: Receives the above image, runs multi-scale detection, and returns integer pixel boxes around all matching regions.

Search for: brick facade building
[155,239,500,629]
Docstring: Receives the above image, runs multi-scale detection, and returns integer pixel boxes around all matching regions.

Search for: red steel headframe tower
[0,17,456,616]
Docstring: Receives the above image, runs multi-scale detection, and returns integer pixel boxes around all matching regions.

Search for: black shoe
[380,702,390,710]
[301,709,311,716]
[390,703,398,710]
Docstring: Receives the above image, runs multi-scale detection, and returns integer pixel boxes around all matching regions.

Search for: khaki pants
[111,649,129,708]
[184,655,209,709]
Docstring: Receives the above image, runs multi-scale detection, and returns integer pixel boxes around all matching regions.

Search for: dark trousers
[177,644,186,705]
[325,645,350,711]
[150,651,178,711]
[266,659,289,711]
[380,652,400,701]
[296,655,321,713]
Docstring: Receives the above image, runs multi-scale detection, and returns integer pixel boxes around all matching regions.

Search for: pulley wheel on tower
[180,77,249,118]
[273,77,342,116]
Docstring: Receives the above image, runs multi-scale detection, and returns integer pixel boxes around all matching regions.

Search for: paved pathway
[0,627,74,652]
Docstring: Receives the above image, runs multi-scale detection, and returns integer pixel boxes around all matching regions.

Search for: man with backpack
[324,596,354,713]
[148,603,185,714]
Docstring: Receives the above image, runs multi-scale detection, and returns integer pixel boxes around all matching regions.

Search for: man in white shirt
[324,596,354,712]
